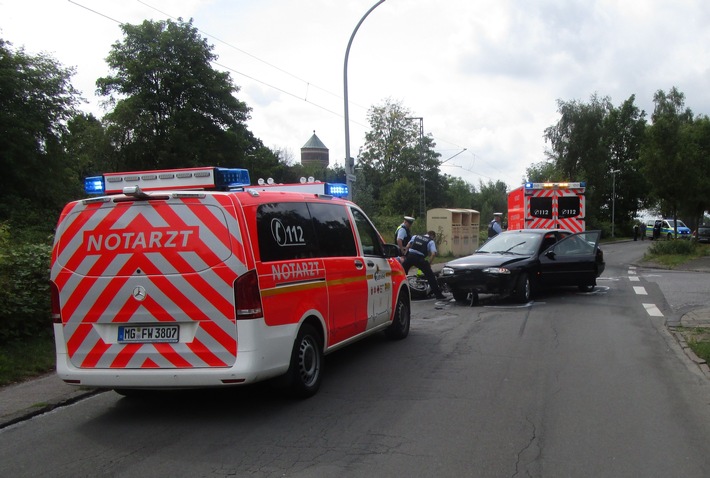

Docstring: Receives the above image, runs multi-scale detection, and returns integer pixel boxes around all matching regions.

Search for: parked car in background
[693,225,710,244]
[645,218,692,240]
[439,229,604,304]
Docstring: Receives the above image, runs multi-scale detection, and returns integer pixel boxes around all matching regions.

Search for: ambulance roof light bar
[85,167,251,195]
[524,181,585,189]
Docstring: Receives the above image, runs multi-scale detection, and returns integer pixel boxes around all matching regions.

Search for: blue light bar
[325,183,349,198]
[214,168,251,190]
[85,176,105,195]
[524,182,534,189]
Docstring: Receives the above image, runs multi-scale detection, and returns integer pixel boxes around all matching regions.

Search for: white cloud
[2,0,710,190]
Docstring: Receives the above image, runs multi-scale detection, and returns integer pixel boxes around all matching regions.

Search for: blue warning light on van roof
[84,167,251,195]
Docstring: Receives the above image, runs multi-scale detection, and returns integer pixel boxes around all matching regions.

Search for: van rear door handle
[354,259,364,269]
[366,261,375,267]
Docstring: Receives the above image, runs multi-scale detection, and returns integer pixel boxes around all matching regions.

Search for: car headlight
[482,267,511,275]
[442,267,454,276]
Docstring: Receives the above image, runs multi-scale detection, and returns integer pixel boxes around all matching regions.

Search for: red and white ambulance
[507,182,586,233]
[50,167,410,397]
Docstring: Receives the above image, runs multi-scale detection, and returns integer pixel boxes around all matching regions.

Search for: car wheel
[452,288,470,302]
[385,292,410,340]
[667,233,673,240]
[284,324,323,398]
[512,273,531,303]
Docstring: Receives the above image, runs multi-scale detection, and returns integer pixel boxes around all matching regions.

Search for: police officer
[488,212,503,238]
[395,216,415,255]
[402,230,447,300]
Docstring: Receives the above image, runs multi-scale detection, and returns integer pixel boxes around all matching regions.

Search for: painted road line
[643,303,664,317]
[629,276,640,282]
[633,286,648,295]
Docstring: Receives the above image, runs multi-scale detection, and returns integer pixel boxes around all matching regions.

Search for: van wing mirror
[383,243,401,258]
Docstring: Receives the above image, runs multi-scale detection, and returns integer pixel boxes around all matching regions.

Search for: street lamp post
[343,0,386,201]
[611,169,620,238]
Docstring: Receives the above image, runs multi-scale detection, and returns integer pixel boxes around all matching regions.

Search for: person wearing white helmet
[395,216,415,255]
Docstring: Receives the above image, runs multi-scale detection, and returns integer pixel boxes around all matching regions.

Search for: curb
[0,387,102,430]
[669,328,710,380]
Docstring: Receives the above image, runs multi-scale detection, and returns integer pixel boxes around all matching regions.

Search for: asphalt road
[2,240,710,477]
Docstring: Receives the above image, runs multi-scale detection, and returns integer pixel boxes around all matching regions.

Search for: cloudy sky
[2,0,710,188]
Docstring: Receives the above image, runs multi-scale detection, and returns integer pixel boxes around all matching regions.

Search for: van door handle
[366,261,375,267]
[354,259,364,270]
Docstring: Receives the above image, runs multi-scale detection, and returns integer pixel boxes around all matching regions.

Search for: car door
[538,230,601,287]
[351,208,393,329]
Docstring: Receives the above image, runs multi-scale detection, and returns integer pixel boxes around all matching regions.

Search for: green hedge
[0,224,53,344]
[648,238,697,255]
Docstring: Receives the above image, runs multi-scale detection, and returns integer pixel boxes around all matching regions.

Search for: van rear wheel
[284,324,323,398]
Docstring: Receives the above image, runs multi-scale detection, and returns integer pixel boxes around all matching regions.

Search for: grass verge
[674,327,710,364]
[0,333,55,387]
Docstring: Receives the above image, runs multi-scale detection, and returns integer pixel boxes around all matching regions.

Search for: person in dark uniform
[401,231,447,300]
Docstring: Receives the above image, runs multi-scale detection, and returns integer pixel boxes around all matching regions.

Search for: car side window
[351,208,384,256]
[256,202,317,262]
[307,202,357,257]
[553,232,597,256]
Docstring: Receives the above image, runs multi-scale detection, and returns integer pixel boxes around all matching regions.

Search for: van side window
[351,208,384,256]
[256,202,317,262]
[307,203,357,257]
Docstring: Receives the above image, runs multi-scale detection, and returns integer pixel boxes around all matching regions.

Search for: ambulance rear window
[558,196,581,218]
[529,197,553,218]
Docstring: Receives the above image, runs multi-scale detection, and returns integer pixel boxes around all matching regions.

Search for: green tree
[543,94,647,232]
[640,87,694,234]
[443,176,475,209]
[0,39,81,233]
[473,180,508,227]
[96,19,267,171]
[600,95,648,230]
[356,98,442,216]
[676,115,710,229]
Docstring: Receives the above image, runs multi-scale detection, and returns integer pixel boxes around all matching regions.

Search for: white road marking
[633,286,647,295]
[642,303,664,317]
[629,276,640,282]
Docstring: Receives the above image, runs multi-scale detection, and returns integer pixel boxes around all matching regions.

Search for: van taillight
[50,281,62,323]
[235,270,263,320]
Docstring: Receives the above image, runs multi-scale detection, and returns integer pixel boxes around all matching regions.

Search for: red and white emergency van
[50,167,410,397]
[507,182,586,233]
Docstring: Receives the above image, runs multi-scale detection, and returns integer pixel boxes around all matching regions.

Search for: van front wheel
[385,292,410,340]
[285,324,323,398]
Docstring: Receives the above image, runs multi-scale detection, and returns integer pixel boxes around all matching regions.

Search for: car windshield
[672,220,687,228]
[478,233,541,255]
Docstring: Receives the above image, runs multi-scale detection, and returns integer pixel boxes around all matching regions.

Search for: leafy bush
[0,224,53,344]
[648,238,697,255]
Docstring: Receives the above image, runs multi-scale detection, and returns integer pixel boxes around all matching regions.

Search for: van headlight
[483,267,511,275]
[442,267,454,276]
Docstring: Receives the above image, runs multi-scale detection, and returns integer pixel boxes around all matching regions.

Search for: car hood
[444,253,532,269]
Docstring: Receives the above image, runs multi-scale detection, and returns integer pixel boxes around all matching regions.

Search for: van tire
[284,324,323,398]
[385,293,410,340]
